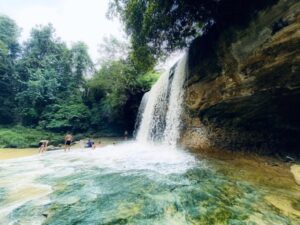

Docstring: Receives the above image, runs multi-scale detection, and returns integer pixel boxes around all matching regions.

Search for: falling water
[136,71,170,143]
[163,54,188,146]
[136,53,188,146]
[133,92,149,137]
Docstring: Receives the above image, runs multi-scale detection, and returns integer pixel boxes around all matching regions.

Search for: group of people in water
[38,134,74,153]
[38,130,129,153]
[38,134,93,153]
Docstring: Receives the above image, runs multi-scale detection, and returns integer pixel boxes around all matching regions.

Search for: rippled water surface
[0,142,299,225]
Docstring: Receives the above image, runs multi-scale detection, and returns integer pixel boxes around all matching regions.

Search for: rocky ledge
[181,0,300,158]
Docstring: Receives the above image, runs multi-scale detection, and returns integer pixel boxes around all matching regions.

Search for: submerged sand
[0,148,37,160]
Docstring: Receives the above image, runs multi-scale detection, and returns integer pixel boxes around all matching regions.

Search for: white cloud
[0,0,125,62]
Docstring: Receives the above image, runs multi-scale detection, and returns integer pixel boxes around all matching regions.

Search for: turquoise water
[0,142,299,225]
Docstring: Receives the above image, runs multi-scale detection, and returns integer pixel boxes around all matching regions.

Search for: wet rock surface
[291,165,300,185]
[181,0,300,157]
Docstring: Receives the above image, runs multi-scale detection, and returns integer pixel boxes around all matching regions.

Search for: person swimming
[124,130,128,140]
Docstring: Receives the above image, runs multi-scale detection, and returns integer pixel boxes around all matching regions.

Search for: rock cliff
[181,0,300,158]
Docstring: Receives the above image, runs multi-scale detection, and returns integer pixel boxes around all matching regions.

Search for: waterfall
[136,53,188,146]
[133,92,149,138]
[163,54,188,146]
[136,71,170,143]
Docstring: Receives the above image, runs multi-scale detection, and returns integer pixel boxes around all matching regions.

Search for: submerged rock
[265,195,300,217]
[290,165,300,185]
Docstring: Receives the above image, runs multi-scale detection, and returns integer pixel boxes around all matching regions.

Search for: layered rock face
[181,0,300,157]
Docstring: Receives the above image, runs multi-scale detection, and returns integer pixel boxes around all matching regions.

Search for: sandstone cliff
[181,0,300,158]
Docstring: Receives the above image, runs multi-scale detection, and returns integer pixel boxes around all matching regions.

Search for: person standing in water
[124,130,128,140]
[87,139,97,149]
[64,133,73,152]
[38,140,49,153]
[86,139,94,149]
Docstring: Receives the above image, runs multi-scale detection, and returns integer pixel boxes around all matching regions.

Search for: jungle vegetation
[0,0,278,146]
[0,15,158,147]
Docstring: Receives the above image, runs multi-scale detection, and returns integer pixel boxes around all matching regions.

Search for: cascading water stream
[136,71,170,143]
[163,54,188,146]
[133,92,149,138]
[136,53,188,146]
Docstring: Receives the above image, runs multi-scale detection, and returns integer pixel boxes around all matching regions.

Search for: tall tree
[98,36,129,64]
[70,42,94,86]
[0,15,20,123]
[16,24,73,125]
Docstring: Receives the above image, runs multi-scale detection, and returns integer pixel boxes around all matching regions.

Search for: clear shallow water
[0,143,299,225]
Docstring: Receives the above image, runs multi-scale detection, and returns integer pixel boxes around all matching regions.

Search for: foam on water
[1,144,299,224]
[0,144,198,222]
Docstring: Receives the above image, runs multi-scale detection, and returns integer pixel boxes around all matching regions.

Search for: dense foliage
[0,15,20,124]
[109,0,278,60]
[0,126,62,148]
[0,15,158,140]
[86,60,158,133]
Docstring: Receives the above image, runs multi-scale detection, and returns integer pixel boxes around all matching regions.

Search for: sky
[0,0,125,63]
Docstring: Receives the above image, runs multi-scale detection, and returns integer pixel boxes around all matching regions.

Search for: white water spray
[133,92,149,137]
[136,53,188,146]
[136,71,169,143]
[163,54,188,146]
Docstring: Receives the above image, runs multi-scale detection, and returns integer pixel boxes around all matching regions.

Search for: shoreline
[0,137,124,161]
[0,148,37,160]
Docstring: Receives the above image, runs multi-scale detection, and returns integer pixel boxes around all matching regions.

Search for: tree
[0,15,20,58]
[70,42,94,85]
[16,24,74,125]
[0,16,159,135]
[86,57,159,133]
[98,35,130,64]
[108,0,278,59]
[39,98,91,132]
[0,15,20,123]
